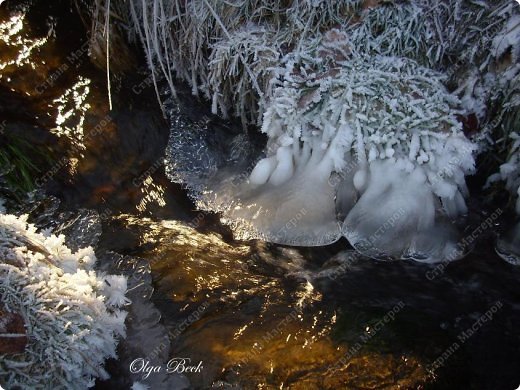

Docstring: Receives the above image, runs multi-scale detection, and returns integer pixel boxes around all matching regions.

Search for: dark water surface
[1,2,519,389]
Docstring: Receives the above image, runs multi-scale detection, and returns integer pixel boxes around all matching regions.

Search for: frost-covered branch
[0,211,129,389]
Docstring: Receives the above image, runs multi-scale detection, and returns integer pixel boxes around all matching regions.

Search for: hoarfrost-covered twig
[0,211,129,388]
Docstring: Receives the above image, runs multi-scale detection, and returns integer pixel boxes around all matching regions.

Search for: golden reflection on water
[0,12,48,72]
[51,76,91,152]
[136,176,167,213]
[0,7,60,104]
[116,215,428,388]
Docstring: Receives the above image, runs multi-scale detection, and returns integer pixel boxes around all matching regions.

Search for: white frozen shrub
[241,41,475,259]
[258,50,474,198]
[123,0,520,261]
[0,211,129,389]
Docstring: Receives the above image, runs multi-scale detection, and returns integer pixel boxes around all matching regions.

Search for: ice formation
[0,210,128,388]
[120,0,520,262]
[242,51,475,259]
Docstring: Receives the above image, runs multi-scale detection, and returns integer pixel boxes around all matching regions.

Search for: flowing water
[1,2,519,389]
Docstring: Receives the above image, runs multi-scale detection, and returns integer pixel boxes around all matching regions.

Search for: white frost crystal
[103,275,132,308]
[0,211,129,388]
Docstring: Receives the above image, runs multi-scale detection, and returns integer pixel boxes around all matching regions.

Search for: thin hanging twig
[105,0,113,111]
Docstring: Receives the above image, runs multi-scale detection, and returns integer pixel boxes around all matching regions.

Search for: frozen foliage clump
[460,12,519,117]
[123,0,520,262]
[428,0,517,70]
[486,50,520,213]
[348,1,519,148]
[0,211,128,389]
[260,52,473,204]
[244,48,474,259]
[349,0,516,69]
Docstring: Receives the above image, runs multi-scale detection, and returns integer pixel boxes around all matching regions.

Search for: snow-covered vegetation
[114,0,520,261]
[0,209,129,388]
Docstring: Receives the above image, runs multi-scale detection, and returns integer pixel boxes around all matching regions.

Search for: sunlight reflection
[51,76,91,154]
[136,176,167,213]
[109,215,429,388]
[0,12,48,71]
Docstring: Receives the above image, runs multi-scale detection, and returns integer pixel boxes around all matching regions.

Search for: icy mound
[164,51,476,258]
[247,52,475,260]
[0,211,128,388]
[343,159,464,262]
[203,152,342,245]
